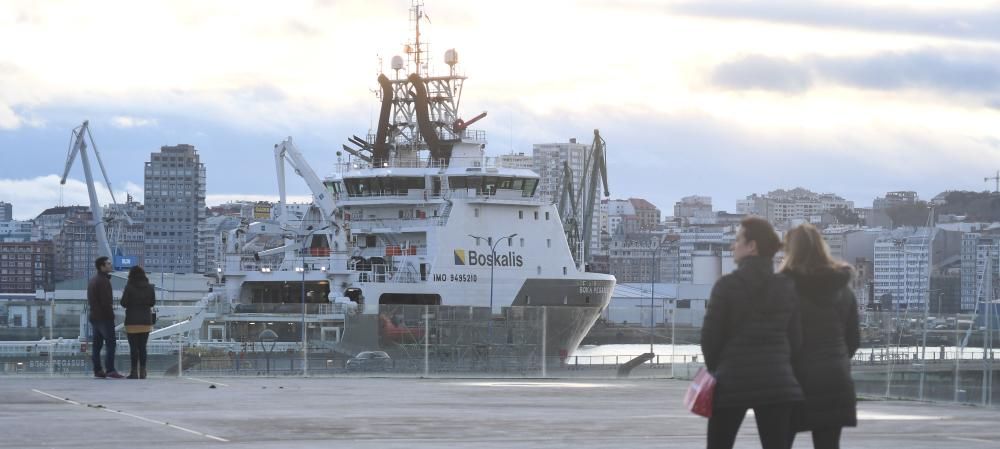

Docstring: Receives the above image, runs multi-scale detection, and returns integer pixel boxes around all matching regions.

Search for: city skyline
[2,0,1000,220]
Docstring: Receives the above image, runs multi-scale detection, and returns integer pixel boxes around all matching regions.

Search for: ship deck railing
[336,151,542,173]
[349,263,420,284]
[337,188,541,204]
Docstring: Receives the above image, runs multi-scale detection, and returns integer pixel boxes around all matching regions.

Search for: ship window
[518,211,523,219]
[546,239,551,248]
[432,177,442,195]
[534,211,539,220]
[449,176,467,189]
[537,266,542,275]
[563,267,567,275]
[545,212,550,220]
[483,176,498,195]
[474,208,479,218]
[467,176,483,194]
[519,238,524,247]
[498,177,514,190]
[511,178,524,191]
[522,178,538,197]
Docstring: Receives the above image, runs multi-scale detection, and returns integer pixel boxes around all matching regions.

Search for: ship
[1,1,615,374]
[217,0,615,360]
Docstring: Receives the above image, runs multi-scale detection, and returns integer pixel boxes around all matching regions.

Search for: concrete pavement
[1,376,998,448]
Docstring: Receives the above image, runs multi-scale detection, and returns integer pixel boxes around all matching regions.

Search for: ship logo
[453,249,524,267]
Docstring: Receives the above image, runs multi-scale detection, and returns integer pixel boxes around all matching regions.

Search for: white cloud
[110,115,157,128]
[0,174,141,220]
[0,104,22,129]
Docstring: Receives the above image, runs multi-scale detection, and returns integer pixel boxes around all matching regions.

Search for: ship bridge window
[343,177,425,196]
[448,176,538,197]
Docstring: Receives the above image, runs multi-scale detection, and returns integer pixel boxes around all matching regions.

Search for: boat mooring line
[185,377,230,387]
[31,389,229,442]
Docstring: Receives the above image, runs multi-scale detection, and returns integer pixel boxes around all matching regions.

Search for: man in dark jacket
[88,256,124,379]
[701,217,803,449]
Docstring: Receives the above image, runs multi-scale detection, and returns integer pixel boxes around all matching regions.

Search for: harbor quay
[2,377,999,449]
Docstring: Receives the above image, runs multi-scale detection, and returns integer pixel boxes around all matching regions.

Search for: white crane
[60,121,126,261]
[256,137,346,266]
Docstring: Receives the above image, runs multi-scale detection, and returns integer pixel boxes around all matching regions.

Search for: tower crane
[59,120,132,264]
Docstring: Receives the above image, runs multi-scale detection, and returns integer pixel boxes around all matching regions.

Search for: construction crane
[556,129,610,271]
[59,120,132,264]
[987,170,999,194]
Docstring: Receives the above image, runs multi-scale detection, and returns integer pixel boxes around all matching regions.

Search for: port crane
[59,120,133,266]
[556,129,609,271]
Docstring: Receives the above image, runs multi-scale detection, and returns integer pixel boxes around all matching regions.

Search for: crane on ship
[256,137,346,269]
[59,120,135,269]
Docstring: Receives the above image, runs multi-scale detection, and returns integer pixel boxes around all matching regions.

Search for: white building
[497,152,533,169]
[873,228,961,311]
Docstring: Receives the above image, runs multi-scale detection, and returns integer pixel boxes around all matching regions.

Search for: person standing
[780,223,860,449]
[701,217,803,449]
[88,256,124,379]
[121,266,156,379]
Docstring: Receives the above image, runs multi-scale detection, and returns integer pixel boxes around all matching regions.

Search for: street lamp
[300,224,330,377]
[468,233,518,344]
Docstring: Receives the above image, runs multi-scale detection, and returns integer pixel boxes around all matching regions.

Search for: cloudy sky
[2,0,1000,220]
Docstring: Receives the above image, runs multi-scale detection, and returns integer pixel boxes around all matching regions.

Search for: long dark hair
[779,223,848,274]
[127,265,148,285]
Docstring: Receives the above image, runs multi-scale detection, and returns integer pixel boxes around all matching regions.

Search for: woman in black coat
[780,223,860,449]
[120,266,156,379]
[701,217,803,449]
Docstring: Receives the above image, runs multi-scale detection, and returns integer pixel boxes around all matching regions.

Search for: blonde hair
[780,223,847,274]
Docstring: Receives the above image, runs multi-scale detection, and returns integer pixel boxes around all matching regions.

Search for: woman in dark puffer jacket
[781,223,860,449]
[121,266,156,379]
[701,217,803,449]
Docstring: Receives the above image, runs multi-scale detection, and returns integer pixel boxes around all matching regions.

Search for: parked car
[345,351,392,372]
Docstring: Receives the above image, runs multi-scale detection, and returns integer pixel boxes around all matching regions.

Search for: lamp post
[299,225,329,377]
[468,233,518,344]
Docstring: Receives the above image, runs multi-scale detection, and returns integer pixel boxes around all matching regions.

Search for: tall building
[143,144,207,273]
[533,138,604,265]
[0,201,12,221]
[0,241,53,292]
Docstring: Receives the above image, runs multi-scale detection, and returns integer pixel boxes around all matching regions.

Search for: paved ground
[1,375,999,448]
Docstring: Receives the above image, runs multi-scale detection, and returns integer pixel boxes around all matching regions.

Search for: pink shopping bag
[683,366,715,418]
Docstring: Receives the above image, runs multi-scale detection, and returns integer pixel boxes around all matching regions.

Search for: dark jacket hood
[788,266,852,302]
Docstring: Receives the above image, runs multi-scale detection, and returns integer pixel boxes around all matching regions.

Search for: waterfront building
[873,227,961,311]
